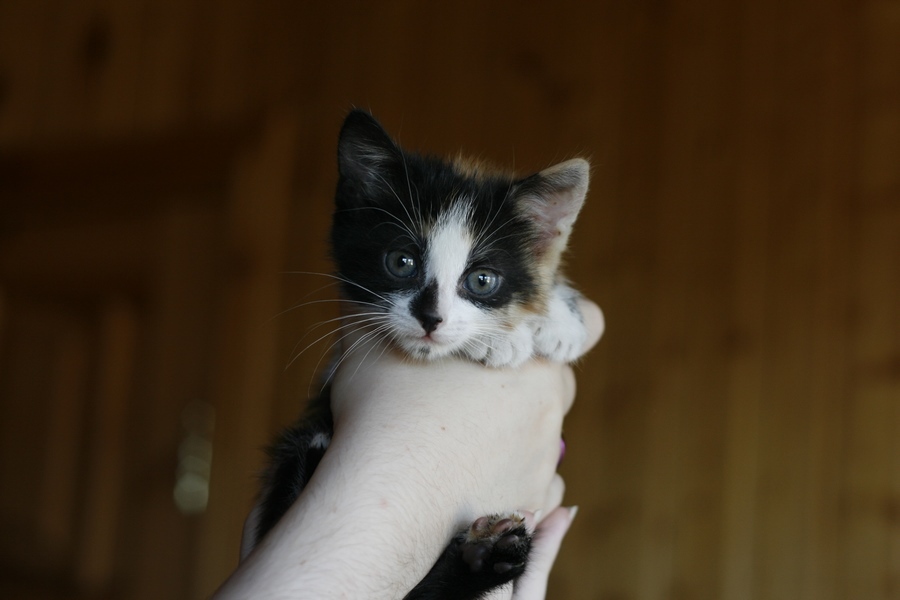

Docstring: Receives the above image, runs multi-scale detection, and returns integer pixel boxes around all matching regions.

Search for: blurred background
[0,1,898,599]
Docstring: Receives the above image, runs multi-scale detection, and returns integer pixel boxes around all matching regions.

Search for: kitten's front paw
[481,323,533,368]
[534,320,586,363]
[533,289,588,363]
[459,514,531,579]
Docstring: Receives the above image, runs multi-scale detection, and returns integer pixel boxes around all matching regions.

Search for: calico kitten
[252,110,590,600]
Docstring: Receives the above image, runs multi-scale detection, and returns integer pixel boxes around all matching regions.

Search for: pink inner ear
[521,158,589,259]
[537,195,579,236]
[525,189,583,259]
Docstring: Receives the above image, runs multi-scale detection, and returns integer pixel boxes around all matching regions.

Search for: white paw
[481,323,534,368]
[532,287,587,363]
[462,338,491,362]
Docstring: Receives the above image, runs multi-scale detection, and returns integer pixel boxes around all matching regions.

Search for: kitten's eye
[464,269,500,296]
[385,250,418,278]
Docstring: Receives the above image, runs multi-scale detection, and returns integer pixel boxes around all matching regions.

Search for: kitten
[251,110,590,600]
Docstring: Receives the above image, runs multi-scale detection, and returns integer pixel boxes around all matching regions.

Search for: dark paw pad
[459,514,530,576]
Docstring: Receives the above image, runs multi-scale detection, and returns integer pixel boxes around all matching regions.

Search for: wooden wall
[1,1,898,599]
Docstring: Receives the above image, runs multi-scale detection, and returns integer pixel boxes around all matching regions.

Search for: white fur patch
[309,432,331,449]
[425,202,477,330]
[531,283,590,363]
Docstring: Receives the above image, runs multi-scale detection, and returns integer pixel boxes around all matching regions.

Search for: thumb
[511,506,578,600]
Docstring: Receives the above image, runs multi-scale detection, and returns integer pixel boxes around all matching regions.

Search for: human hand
[220,299,603,599]
[329,298,603,523]
[508,507,578,600]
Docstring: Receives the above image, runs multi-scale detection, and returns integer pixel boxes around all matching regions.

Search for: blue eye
[464,269,500,296]
[385,250,418,278]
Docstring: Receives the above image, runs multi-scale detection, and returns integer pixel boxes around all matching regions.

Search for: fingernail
[568,505,579,523]
[533,509,544,522]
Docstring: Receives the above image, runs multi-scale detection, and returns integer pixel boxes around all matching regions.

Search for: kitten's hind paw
[404,513,532,600]
[459,514,531,577]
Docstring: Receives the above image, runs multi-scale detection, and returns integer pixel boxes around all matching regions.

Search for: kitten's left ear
[336,110,401,206]
[516,158,589,264]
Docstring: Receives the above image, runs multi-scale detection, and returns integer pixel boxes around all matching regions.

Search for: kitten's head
[330,110,588,360]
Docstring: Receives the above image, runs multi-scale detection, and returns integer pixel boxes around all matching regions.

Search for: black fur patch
[410,280,441,332]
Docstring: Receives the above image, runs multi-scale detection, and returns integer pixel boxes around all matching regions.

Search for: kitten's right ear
[515,158,589,270]
[337,110,399,203]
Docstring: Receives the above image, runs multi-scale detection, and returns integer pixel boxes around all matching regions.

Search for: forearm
[216,422,463,599]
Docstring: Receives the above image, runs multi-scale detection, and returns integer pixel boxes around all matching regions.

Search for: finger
[577,298,605,355]
[560,366,576,414]
[511,506,578,600]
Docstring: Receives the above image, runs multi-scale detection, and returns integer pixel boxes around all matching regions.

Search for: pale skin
[214,299,604,600]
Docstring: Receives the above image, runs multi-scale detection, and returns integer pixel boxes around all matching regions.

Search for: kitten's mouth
[401,333,456,359]
[414,333,440,347]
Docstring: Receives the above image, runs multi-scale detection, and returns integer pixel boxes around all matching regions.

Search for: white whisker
[373,172,421,237]
[283,271,394,304]
[287,314,391,373]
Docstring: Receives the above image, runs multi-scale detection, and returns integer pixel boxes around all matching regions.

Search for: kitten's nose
[419,312,443,335]
[410,282,443,335]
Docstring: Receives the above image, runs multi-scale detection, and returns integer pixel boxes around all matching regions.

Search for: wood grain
[0,1,898,598]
